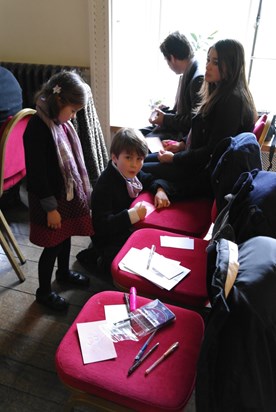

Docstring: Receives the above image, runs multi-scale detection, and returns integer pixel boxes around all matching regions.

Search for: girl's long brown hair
[196,39,257,124]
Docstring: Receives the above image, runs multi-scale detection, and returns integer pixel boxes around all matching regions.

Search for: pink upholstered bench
[55,291,204,412]
[111,228,209,309]
[131,191,213,238]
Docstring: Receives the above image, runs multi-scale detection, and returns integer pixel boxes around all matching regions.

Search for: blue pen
[134,329,157,362]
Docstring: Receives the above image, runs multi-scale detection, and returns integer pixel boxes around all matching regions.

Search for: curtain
[74,85,109,188]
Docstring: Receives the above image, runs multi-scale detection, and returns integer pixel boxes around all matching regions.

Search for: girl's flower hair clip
[53,85,62,94]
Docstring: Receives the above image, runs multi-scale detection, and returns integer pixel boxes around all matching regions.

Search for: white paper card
[160,236,194,250]
[146,136,163,153]
[104,304,129,323]
[77,320,117,364]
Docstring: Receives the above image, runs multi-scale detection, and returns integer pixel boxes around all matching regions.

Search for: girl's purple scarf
[36,98,91,203]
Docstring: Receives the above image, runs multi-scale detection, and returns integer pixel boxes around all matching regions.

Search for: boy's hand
[154,188,171,209]
[47,209,62,229]
[134,202,147,220]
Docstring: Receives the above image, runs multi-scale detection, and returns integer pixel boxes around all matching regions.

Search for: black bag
[196,235,276,412]
[212,169,276,244]
[210,132,263,212]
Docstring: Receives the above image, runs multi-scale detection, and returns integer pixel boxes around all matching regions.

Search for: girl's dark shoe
[36,289,69,312]
[56,270,90,287]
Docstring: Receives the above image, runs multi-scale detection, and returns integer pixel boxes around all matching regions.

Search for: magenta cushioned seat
[55,291,204,412]
[111,228,209,308]
[253,113,267,142]
[131,191,213,238]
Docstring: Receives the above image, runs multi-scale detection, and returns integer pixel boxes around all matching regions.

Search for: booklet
[117,299,176,338]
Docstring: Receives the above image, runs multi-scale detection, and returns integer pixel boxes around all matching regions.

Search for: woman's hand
[157,149,174,163]
[47,209,62,229]
[154,188,171,209]
[162,140,185,153]
[149,108,164,126]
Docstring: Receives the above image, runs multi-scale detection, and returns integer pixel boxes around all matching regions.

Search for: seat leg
[0,230,25,282]
[0,210,26,263]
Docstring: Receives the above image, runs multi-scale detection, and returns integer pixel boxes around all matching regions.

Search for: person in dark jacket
[141,31,203,141]
[77,127,171,275]
[142,39,257,200]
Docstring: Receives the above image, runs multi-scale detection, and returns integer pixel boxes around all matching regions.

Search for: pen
[134,329,157,362]
[124,293,131,315]
[145,341,179,376]
[129,287,137,311]
[127,342,159,376]
[113,316,132,326]
[146,245,156,270]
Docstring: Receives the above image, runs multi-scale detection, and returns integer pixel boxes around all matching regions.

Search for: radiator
[0,62,90,108]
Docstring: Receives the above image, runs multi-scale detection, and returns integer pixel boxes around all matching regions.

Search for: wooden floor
[0,190,196,412]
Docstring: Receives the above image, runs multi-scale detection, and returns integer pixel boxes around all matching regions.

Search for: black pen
[113,316,132,326]
[124,293,131,315]
[134,329,157,362]
[127,342,159,376]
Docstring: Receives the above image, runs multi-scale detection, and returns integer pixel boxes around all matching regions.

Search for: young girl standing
[23,71,93,311]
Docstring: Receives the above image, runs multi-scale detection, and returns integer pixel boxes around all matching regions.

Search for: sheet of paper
[104,304,129,323]
[146,136,163,153]
[143,200,156,217]
[150,251,183,279]
[77,320,117,364]
[160,236,195,250]
[138,265,189,290]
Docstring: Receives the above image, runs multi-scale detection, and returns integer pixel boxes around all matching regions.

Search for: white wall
[0,0,90,66]
[0,0,111,144]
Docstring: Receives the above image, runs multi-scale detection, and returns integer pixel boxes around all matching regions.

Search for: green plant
[190,31,218,52]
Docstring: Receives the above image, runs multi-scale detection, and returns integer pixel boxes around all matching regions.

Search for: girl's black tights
[38,237,71,294]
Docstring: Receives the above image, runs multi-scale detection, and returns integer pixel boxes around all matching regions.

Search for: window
[110,0,276,127]
[247,0,276,112]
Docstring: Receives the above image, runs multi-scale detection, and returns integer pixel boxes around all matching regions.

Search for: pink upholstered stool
[111,228,209,309]
[55,291,204,412]
[131,191,213,238]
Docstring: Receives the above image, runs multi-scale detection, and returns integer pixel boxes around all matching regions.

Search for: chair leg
[0,210,26,263]
[0,211,26,282]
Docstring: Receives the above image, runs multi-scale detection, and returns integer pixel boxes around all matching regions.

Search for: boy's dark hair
[110,128,149,158]
[160,31,194,61]
[35,70,88,119]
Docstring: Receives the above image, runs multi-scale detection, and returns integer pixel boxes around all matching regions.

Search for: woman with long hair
[142,39,257,199]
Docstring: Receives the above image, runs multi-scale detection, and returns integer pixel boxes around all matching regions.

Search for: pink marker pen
[129,287,137,311]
